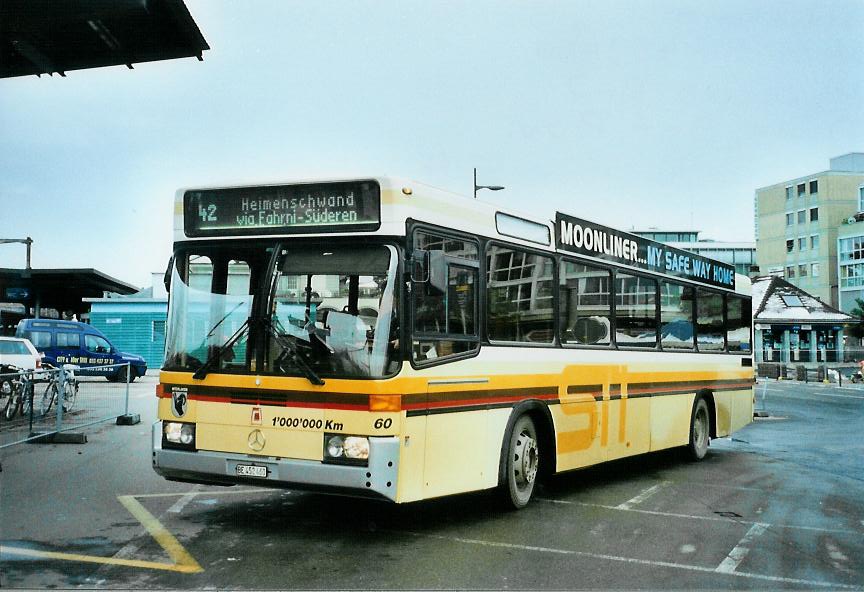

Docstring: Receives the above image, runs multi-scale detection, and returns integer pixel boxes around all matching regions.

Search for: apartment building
[755,153,864,310]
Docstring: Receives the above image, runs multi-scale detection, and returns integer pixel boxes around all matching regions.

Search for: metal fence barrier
[0,363,140,449]
[755,362,850,385]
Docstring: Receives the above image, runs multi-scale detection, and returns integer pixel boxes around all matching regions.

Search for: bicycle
[1,365,34,421]
[36,364,79,417]
[1,364,20,419]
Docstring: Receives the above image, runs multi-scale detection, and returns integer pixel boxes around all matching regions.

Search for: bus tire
[498,414,540,509]
[686,396,711,461]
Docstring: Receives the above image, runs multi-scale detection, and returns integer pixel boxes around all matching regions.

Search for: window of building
[798,237,806,250]
[797,183,806,197]
[797,210,806,224]
[798,264,808,277]
[781,295,804,307]
[660,282,694,350]
[809,180,818,194]
[859,186,864,212]
[811,263,820,277]
[786,239,794,253]
[727,296,752,353]
[785,186,793,200]
[696,290,724,351]
[810,235,819,250]
[152,320,166,344]
[785,213,794,226]
[840,237,864,262]
[810,207,818,222]
[615,272,657,348]
[786,266,796,278]
[841,263,864,288]
[559,261,611,346]
[486,245,553,343]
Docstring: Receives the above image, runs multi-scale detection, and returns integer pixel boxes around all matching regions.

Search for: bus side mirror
[163,255,175,294]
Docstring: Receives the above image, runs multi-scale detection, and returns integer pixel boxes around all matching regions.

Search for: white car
[0,337,41,371]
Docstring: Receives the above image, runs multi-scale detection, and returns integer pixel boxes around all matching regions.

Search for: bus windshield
[163,243,401,379]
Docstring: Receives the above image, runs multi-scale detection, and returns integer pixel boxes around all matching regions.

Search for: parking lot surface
[1,376,862,590]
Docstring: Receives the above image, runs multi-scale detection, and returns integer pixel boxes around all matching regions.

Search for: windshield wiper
[193,318,251,380]
[263,317,325,386]
[205,301,246,339]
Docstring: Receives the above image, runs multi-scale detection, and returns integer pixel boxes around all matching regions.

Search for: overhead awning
[0,0,209,79]
[0,268,139,315]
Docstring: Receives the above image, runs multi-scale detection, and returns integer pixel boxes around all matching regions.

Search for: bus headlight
[323,434,369,465]
[327,435,345,458]
[163,421,196,450]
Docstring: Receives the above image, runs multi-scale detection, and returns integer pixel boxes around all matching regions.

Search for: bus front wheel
[499,414,540,509]
[686,397,711,461]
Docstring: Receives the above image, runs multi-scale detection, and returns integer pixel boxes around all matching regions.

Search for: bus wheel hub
[515,435,538,485]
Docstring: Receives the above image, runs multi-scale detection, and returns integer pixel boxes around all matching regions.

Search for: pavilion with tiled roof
[752,276,855,365]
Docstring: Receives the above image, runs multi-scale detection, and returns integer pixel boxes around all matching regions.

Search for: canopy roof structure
[0,0,208,79]
[0,268,138,316]
[752,276,853,324]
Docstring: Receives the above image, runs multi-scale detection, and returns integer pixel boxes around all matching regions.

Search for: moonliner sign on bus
[555,212,736,290]
[183,180,381,237]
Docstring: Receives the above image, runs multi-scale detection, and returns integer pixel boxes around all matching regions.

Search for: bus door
[408,226,485,499]
[416,256,484,498]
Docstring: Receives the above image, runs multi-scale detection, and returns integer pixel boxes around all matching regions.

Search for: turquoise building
[85,274,168,370]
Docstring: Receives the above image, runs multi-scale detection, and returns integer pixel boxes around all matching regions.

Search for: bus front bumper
[151,422,400,501]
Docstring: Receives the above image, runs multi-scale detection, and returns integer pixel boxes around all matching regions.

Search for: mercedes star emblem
[247,429,266,452]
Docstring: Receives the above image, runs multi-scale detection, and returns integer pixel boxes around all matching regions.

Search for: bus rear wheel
[686,397,711,461]
[500,414,540,509]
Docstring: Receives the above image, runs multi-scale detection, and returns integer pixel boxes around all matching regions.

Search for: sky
[1,0,863,290]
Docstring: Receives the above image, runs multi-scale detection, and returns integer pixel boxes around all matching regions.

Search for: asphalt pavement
[1,375,862,590]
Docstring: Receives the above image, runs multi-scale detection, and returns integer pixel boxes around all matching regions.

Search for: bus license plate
[236,464,268,478]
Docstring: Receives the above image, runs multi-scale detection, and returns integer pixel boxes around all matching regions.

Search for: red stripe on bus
[186,395,368,411]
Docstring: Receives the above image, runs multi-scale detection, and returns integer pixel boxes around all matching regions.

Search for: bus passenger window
[615,272,657,347]
[486,246,554,343]
[697,289,725,351]
[559,261,611,346]
[726,296,751,353]
[660,282,694,350]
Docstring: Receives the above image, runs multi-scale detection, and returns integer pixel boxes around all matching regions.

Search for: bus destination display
[184,181,380,237]
[556,212,736,290]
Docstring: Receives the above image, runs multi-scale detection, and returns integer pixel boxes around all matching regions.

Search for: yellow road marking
[0,494,203,574]
[117,495,203,573]
[0,545,201,573]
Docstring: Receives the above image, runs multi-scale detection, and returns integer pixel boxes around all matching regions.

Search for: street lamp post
[474,168,505,199]
[0,237,33,269]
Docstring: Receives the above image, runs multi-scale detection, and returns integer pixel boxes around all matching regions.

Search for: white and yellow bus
[153,176,754,508]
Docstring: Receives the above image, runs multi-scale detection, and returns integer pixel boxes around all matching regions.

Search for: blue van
[16,319,147,382]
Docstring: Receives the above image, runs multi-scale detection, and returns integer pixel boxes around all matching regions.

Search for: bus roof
[173,175,750,296]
